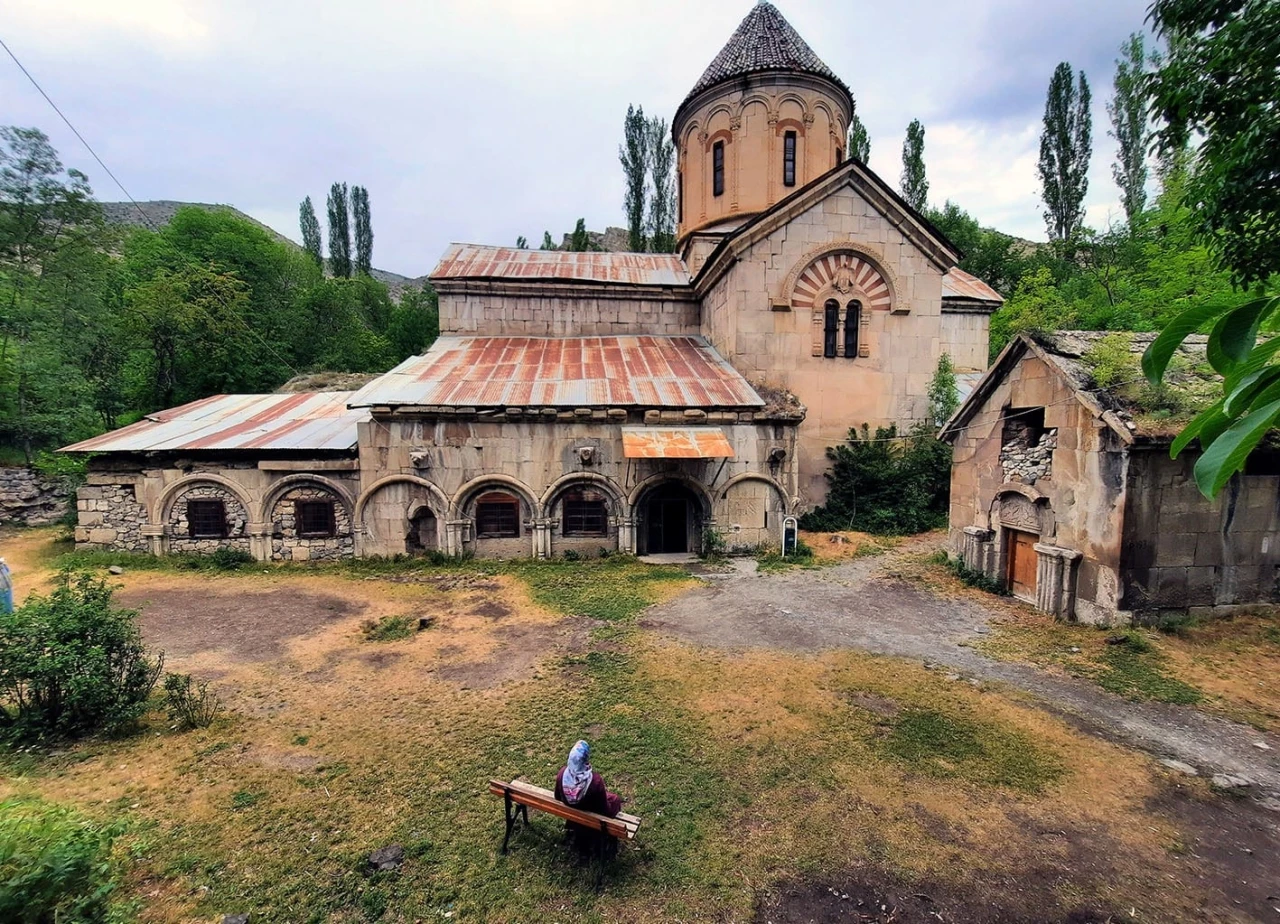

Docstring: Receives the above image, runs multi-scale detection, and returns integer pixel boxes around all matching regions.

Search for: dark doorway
[641,483,700,555]
[406,507,438,554]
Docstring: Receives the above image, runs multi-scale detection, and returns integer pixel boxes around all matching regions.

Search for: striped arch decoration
[790,252,893,312]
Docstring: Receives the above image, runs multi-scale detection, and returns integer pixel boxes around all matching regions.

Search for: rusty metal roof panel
[942,267,1004,303]
[621,427,735,459]
[62,392,366,453]
[347,335,764,410]
[430,244,691,288]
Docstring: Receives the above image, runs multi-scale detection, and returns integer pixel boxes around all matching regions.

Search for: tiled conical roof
[680,2,852,113]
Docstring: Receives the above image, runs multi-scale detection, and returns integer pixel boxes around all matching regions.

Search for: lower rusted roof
[942,267,1004,304]
[431,244,691,288]
[347,335,764,410]
[61,392,366,454]
[621,427,734,459]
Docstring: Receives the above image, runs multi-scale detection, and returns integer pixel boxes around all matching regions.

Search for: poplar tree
[846,113,870,163]
[540,231,555,250]
[899,119,928,211]
[619,104,650,252]
[1107,34,1152,226]
[516,236,528,249]
[299,196,323,268]
[326,182,351,278]
[1038,62,1092,246]
[351,185,373,275]
[647,115,677,253]
[569,219,591,252]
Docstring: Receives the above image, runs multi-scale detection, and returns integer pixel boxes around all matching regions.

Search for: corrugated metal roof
[62,392,366,454]
[942,267,1004,303]
[622,427,734,459]
[430,244,691,288]
[347,335,764,410]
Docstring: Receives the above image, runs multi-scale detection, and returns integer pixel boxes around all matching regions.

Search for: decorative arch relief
[791,251,893,313]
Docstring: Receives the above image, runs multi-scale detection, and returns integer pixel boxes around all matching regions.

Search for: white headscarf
[561,739,593,804]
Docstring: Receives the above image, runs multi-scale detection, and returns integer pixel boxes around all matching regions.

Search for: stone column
[961,526,994,576]
[532,518,551,559]
[618,516,635,554]
[445,519,468,558]
[141,524,165,557]
[247,522,271,562]
[1033,544,1082,620]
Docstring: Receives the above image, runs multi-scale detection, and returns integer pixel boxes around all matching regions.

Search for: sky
[0,0,1154,277]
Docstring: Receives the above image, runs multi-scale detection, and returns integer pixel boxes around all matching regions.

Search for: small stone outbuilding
[942,331,1280,625]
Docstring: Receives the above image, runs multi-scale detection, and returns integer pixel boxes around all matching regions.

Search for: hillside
[99,200,417,292]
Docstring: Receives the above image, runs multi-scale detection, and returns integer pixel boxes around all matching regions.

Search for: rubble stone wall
[0,467,69,525]
[1000,423,1058,484]
[270,486,354,562]
[75,483,147,551]
[166,483,251,554]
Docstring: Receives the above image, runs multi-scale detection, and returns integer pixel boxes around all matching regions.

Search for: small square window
[476,493,520,538]
[563,490,608,538]
[187,500,227,539]
[297,500,336,538]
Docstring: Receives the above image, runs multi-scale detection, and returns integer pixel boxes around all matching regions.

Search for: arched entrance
[637,482,703,555]
[406,505,438,555]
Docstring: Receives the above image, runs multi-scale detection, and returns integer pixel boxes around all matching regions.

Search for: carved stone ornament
[833,263,856,295]
[697,130,709,145]
[728,116,742,132]
[408,450,431,470]
[998,494,1040,532]
[576,446,597,466]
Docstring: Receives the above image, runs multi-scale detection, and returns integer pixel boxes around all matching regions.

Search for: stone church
[65,2,1001,560]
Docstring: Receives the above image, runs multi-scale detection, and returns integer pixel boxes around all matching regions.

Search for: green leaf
[1170,398,1226,458]
[1216,295,1280,367]
[1142,300,1224,383]
[1224,336,1280,393]
[1223,365,1280,417]
[1193,398,1280,498]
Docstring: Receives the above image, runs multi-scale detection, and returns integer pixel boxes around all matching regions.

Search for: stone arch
[540,472,626,516]
[626,471,714,517]
[261,474,354,524]
[453,475,540,559]
[156,473,254,525]
[451,474,540,520]
[543,473,626,558]
[630,472,715,557]
[781,242,900,311]
[737,93,774,118]
[703,127,733,152]
[718,473,789,549]
[355,475,450,558]
[986,484,1054,538]
[788,249,896,313]
[159,475,253,555]
[775,92,810,119]
[718,472,790,509]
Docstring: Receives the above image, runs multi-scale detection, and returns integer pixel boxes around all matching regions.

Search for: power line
[1,33,301,378]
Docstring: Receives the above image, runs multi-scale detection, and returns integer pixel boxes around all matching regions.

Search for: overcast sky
[1,0,1154,277]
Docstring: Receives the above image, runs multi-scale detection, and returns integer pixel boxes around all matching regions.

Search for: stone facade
[999,419,1057,484]
[166,483,251,554]
[75,482,147,551]
[436,288,700,338]
[0,467,70,526]
[270,486,354,562]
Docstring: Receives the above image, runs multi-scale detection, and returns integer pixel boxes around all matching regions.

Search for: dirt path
[642,543,1280,804]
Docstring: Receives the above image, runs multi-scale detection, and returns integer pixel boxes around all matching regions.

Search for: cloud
[0,0,1159,274]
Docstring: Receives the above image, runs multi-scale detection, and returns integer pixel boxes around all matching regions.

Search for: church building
[64,2,1002,560]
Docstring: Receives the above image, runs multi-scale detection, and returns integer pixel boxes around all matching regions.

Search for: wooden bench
[488,778,641,886]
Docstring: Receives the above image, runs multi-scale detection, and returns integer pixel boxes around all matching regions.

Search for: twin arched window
[822,299,862,359]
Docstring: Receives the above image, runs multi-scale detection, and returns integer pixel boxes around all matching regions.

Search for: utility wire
[1,33,301,377]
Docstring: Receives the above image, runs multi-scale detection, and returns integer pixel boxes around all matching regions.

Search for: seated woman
[554,740,622,818]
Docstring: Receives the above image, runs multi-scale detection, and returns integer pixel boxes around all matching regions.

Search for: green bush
[0,796,122,923]
[162,673,222,730]
[209,547,254,571]
[700,527,727,559]
[0,572,163,740]
[800,421,952,535]
[361,615,416,642]
[941,555,1009,596]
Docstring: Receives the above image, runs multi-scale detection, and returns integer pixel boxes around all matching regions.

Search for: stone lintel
[258,459,359,472]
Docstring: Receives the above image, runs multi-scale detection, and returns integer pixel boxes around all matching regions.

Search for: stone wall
[0,467,69,525]
[1000,420,1057,484]
[75,483,147,552]
[165,483,251,554]
[270,486,354,562]
[1121,449,1280,616]
[438,289,700,337]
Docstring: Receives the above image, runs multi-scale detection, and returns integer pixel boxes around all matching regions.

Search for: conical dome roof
[679,2,852,115]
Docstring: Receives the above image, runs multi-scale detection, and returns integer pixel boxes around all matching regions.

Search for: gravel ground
[641,546,1280,804]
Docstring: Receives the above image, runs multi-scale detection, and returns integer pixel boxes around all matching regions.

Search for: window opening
[677,170,683,223]
[1002,407,1047,448]
[713,141,724,197]
[823,299,839,359]
[296,500,336,538]
[187,500,227,539]
[562,489,609,537]
[476,492,520,538]
[844,300,861,357]
[783,131,796,187]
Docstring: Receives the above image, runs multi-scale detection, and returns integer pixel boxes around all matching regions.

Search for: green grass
[361,615,417,642]
[1088,639,1202,705]
[879,707,1064,794]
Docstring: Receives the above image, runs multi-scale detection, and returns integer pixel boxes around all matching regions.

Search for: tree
[540,231,555,250]
[568,219,591,252]
[846,113,870,163]
[1038,62,1092,246]
[928,353,959,425]
[515,236,528,249]
[647,115,677,253]
[619,104,649,252]
[1141,0,1280,498]
[1108,34,1153,226]
[351,185,373,276]
[926,201,1033,296]
[899,119,928,211]
[326,182,351,278]
[299,195,323,268]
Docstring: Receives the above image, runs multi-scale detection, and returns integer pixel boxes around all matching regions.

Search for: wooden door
[1006,530,1038,600]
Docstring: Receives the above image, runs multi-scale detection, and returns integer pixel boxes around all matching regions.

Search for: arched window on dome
[823,299,839,358]
[712,141,725,197]
[783,131,797,187]
[844,300,862,358]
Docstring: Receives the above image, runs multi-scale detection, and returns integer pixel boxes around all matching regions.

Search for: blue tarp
[0,558,12,614]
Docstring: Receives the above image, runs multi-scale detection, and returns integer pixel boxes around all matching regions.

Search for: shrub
[0,573,163,740]
[209,547,254,571]
[361,615,416,642]
[800,420,952,536]
[0,796,121,924]
[562,548,581,562]
[700,527,727,559]
[939,554,1009,596]
[162,673,222,730]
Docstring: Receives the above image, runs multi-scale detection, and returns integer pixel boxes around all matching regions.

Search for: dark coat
[554,767,622,817]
